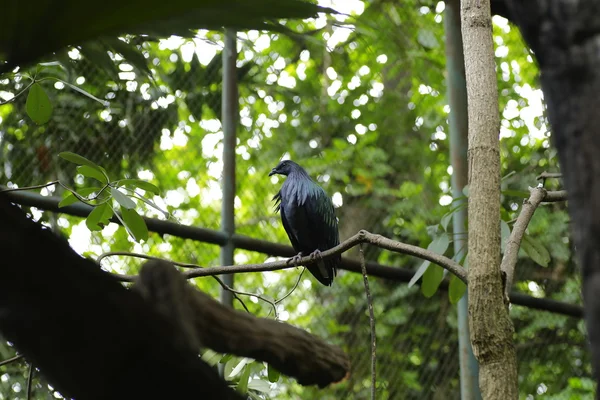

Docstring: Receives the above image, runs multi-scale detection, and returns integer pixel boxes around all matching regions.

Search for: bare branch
[0,354,23,367]
[97,251,200,269]
[543,190,568,202]
[501,187,568,302]
[99,252,281,316]
[275,268,305,305]
[110,230,468,284]
[536,172,563,181]
[27,363,34,400]
[360,244,376,400]
[209,275,251,314]
[0,181,59,194]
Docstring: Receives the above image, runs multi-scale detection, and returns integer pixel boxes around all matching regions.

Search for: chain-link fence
[0,3,592,399]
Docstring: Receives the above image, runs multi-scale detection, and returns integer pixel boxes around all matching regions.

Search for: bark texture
[460,0,518,398]
[0,194,350,398]
[503,1,600,397]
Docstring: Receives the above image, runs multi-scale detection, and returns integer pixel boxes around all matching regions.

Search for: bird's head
[269,160,298,177]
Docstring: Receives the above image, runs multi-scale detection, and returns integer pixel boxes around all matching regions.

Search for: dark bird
[269,160,341,286]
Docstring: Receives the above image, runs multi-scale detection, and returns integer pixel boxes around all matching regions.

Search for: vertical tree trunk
[460,0,518,398]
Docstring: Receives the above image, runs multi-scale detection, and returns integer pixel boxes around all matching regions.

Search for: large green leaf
[408,234,450,288]
[421,264,444,298]
[77,165,108,184]
[85,202,113,231]
[111,187,136,209]
[267,363,280,383]
[448,274,467,304]
[25,83,53,124]
[0,0,335,73]
[120,207,149,242]
[522,233,551,267]
[116,179,160,195]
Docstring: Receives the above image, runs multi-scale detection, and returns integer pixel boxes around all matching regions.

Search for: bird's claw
[309,249,323,261]
[287,253,303,265]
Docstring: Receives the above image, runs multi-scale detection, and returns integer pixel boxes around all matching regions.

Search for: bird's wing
[280,202,302,253]
[304,186,340,252]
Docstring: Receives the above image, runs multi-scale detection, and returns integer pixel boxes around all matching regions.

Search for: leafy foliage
[0,0,591,399]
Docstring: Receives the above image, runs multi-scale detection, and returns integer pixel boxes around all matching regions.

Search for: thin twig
[0,354,23,367]
[360,244,376,400]
[26,363,34,400]
[97,251,200,269]
[536,172,562,181]
[0,81,34,106]
[276,268,305,304]
[210,275,251,313]
[98,252,281,315]
[110,230,468,283]
[0,181,59,194]
[501,187,567,302]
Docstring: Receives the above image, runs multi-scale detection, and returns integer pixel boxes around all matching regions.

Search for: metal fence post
[220,29,238,308]
[445,1,482,398]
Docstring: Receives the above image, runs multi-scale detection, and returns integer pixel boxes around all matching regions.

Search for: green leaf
[522,234,551,267]
[462,185,469,197]
[421,264,443,298]
[86,203,109,231]
[59,152,104,171]
[102,38,152,76]
[121,207,148,242]
[440,202,467,231]
[440,212,452,232]
[25,83,53,124]
[56,79,110,107]
[236,364,251,394]
[220,354,233,364]
[116,179,160,195]
[59,187,102,207]
[111,188,136,209]
[201,350,223,367]
[500,219,511,253]
[267,363,280,383]
[408,234,450,288]
[229,358,251,379]
[77,165,108,183]
[248,379,272,393]
[448,274,467,304]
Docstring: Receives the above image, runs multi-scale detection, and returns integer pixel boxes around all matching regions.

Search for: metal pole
[444,1,482,399]
[220,29,238,308]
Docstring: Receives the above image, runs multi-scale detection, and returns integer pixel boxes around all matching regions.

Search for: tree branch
[109,230,468,284]
[501,187,568,301]
[134,260,351,388]
[0,354,23,367]
[501,187,547,301]
[359,244,376,400]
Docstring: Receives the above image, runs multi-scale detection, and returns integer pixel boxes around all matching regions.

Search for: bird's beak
[268,168,277,177]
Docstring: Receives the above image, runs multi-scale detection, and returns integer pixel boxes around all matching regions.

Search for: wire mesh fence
[0,4,593,400]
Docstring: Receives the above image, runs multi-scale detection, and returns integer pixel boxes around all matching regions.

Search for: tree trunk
[460,0,518,398]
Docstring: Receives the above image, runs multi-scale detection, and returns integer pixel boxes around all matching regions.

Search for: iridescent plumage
[269,160,340,286]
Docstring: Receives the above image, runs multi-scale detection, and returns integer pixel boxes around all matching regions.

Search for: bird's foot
[308,249,323,261]
[287,252,303,266]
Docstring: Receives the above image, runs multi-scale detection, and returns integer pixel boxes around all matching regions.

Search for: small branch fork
[501,187,568,301]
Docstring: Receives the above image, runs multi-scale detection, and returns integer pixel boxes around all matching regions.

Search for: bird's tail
[308,254,340,286]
